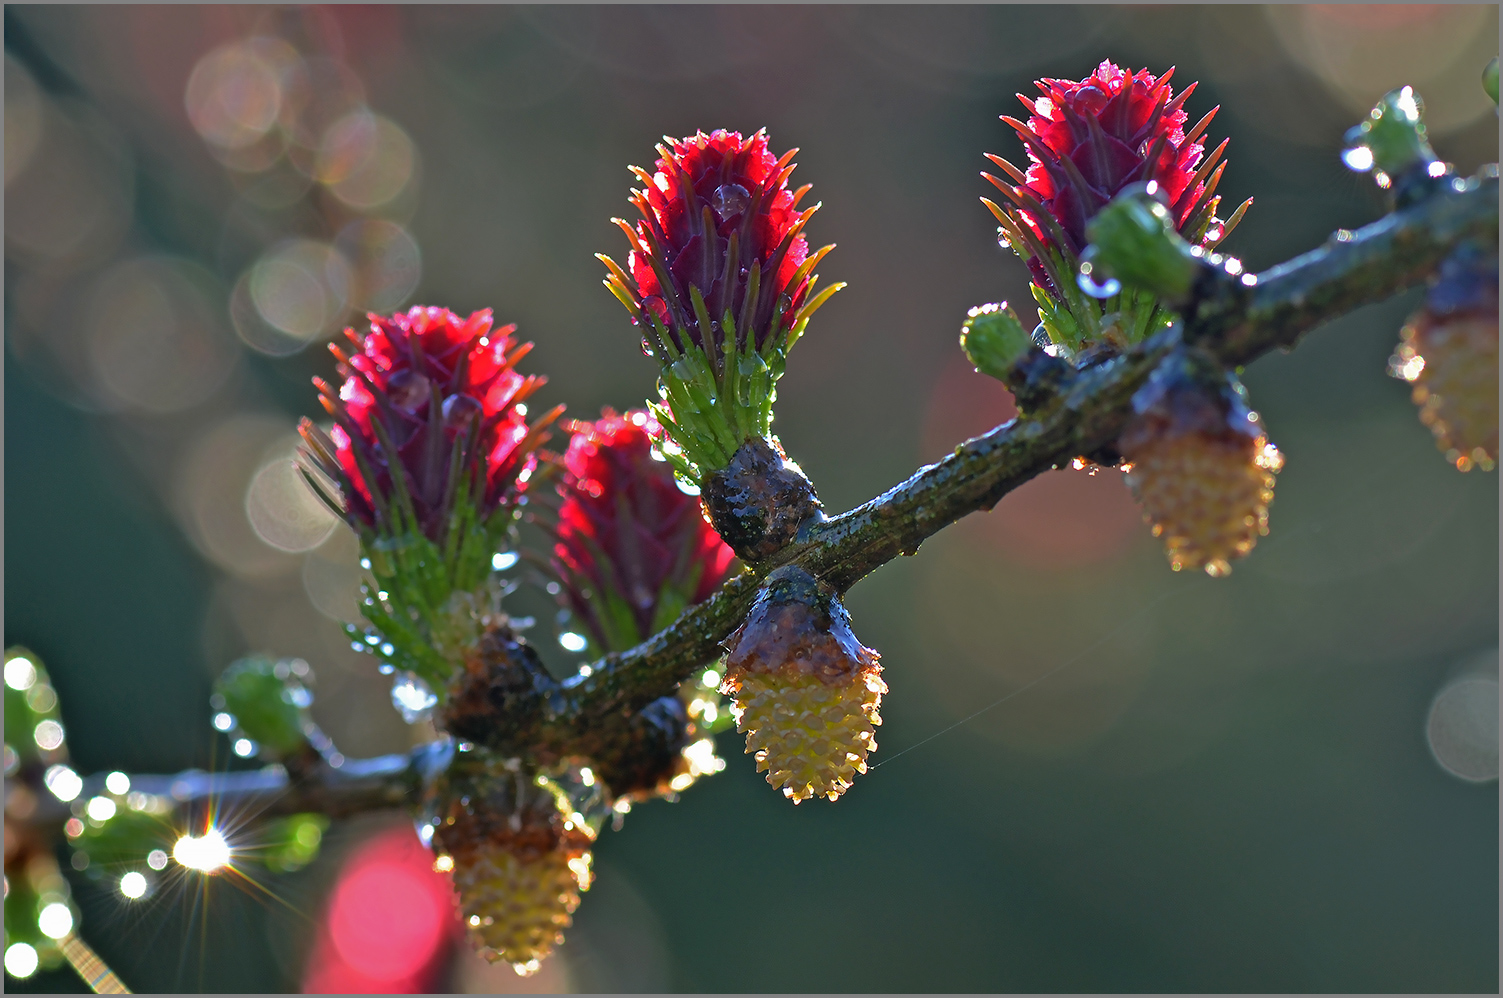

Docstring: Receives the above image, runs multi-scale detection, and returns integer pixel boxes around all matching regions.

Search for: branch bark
[28,744,449,828]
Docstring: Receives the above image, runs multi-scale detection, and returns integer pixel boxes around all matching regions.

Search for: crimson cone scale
[299,306,560,544]
[549,409,735,654]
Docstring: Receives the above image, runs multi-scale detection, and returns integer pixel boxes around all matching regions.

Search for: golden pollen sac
[1118,346,1282,577]
[1395,311,1499,472]
[1125,432,1282,577]
[429,752,594,972]
[446,844,590,975]
[721,566,886,803]
[1388,241,1499,473]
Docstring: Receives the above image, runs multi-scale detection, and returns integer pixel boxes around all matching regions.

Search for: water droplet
[380,642,395,656]
[378,663,395,675]
[1341,144,1375,173]
[442,394,483,432]
[639,295,666,323]
[711,183,749,221]
[1077,271,1121,299]
[492,551,519,571]
[385,369,432,412]
[738,352,768,376]
[559,632,588,653]
[391,674,438,723]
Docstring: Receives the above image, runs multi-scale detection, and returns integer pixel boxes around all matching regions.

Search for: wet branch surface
[28,744,451,827]
[38,173,1498,823]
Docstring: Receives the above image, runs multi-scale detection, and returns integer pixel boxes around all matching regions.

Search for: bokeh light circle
[245,455,339,553]
[247,239,353,343]
[327,861,448,980]
[38,902,74,939]
[184,37,299,150]
[5,942,39,979]
[119,871,148,900]
[1427,651,1498,783]
[321,113,418,210]
[1266,5,1499,135]
[336,219,423,314]
[175,416,307,579]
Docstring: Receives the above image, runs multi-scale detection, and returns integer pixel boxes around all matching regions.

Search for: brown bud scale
[702,437,822,563]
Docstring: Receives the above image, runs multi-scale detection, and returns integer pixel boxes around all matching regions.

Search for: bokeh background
[5,4,1498,992]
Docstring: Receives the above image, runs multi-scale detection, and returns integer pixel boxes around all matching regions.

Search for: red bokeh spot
[1308,4,1444,28]
[920,352,1019,464]
[923,353,1143,569]
[302,824,461,994]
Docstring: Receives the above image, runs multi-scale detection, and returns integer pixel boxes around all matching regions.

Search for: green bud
[1485,58,1499,106]
[1341,86,1437,183]
[259,813,329,873]
[960,302,1032,381]
[214,656,312,758]
[1081,186,1198,303]
[71,807,172,868]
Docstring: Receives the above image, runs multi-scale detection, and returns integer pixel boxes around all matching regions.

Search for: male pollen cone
[432,773,593,975]
[298,306,562,541]
[983,60,1251,297]
[1118,353,1283,577]
[601,129,835,353]
[721,567,885,803]
[1390,243,1499,472]
[549,408,736,653]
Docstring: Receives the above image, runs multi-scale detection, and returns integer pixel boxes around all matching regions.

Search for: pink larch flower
[984,60,1251,301]
[299,306,561,544]
[600,129,839,356]
[549,408,735,653]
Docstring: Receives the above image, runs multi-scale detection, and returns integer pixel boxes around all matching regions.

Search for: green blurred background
[5,4,1498,992]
